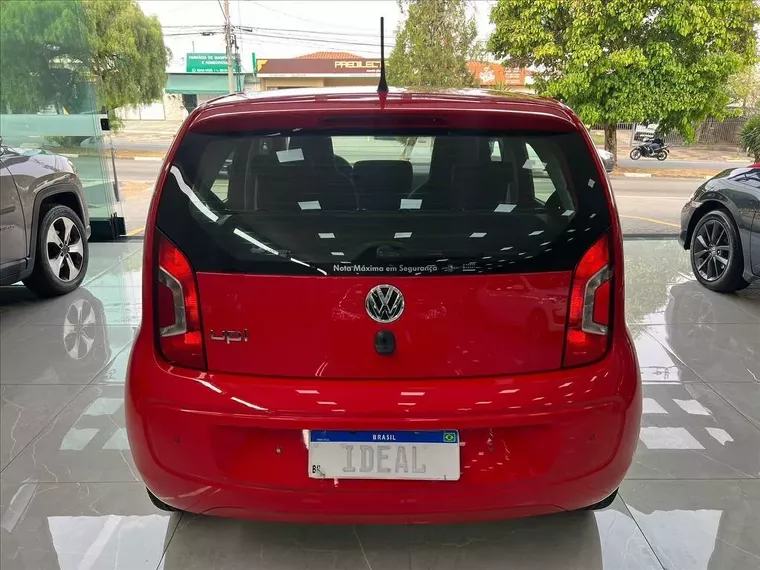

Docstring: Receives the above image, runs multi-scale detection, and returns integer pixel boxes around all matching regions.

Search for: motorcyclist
[643,136,664,154]
[630,133,668,160]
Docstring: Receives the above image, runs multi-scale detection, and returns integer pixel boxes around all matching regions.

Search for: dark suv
[0,141,90,296]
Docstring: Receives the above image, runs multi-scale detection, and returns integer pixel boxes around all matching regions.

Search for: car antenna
[377,17,389,94]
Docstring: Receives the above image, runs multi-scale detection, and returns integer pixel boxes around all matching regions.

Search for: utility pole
[223,0,235,94]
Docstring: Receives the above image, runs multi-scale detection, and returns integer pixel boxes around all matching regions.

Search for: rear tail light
[156,232,205,369]
[563,235,612,367]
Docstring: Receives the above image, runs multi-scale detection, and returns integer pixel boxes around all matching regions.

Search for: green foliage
[727,66,760,110]
[388,0,478,89]
[740,115,760,161]
[0,0,89,114]
[488,0,760,158]
[84,0,167,115]
[0,0,167,131]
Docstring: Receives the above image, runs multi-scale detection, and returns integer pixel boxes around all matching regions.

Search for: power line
[162,25,385,47]
[238,37,381,56]
[163,32,392,57]
[165,26,479,55]
[237,30,394,49]
[163,24,382,41]
[163,26,487,45]
[161,24,376,39]
[164,31,223,37]
[161,25,223,29]
[168,29,390,50]
[238,25,380,38]
[243,0,377,33]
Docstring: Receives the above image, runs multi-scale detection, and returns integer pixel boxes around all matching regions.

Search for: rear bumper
[136,447,634,524]
[126,333,641,523]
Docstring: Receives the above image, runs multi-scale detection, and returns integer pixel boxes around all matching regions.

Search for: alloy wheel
[63,299,96,360]
[693,219,731,282]
[45,216,84,282]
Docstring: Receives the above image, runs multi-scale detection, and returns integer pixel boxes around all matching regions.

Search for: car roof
[205,86,563,109]
[190,87,579,133]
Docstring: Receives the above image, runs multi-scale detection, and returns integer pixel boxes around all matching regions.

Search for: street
[106,158,697,236]
[612,177,695,234]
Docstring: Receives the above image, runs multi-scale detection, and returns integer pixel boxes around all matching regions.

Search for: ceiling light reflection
[171,166,219,222]
[194,378,222,394]
[230,396,267,411]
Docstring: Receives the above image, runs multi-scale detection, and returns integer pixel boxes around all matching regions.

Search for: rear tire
[147,488,181,512]
[23,204,88,297]
[629,148,641,160]
[582,489,618,511]
[689,209,748,293]
[656,150,668,161]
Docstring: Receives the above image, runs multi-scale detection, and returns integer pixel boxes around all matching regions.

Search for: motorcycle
[629,137,669,161]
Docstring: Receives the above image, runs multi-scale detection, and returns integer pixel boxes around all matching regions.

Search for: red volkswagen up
[126,88,641,523]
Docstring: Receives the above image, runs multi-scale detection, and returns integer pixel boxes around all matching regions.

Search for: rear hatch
[155,122,612,378]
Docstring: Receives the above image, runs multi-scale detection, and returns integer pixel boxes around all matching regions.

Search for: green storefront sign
[186,53,229,73]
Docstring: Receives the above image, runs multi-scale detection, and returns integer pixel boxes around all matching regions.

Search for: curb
[131,156,163,162]
[622,172,653,178]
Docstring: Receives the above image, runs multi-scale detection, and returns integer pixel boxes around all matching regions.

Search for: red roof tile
[296,51,363,60]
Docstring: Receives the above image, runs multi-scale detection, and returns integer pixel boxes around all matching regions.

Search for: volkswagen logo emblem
[365,284,404,323]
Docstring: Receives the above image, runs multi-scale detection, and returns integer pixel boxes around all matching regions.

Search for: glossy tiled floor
[1,239,759,570]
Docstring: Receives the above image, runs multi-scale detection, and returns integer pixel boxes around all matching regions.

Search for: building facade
[257,52,532,93]
[257,52,381,91]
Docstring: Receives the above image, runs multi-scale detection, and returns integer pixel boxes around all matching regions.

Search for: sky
[138,0,496,73]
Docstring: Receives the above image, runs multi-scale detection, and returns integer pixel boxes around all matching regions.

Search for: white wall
[114,94,190,121]
[115,101,166,121]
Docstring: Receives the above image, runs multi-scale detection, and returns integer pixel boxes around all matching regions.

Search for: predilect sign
[334,60,381,71]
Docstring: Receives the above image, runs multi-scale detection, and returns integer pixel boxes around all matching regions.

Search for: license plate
[308,430,460,481]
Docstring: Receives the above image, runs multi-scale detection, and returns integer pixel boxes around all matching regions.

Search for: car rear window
[156,130,611,276]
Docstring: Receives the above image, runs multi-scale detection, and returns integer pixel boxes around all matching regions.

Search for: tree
[0,0,167,140]
[0,1,88,115]
[84,0,168,125]
[388,0,478,159]
[740,115,760,161]
[488,0,760,165]
[388,0,478,89]
[728,66,760,112]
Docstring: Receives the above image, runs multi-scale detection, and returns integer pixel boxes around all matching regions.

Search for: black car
[679,164,760,292]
